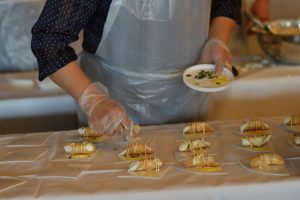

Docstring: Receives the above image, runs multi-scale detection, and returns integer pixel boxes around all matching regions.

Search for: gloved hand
[199,38,232,75]
[79,82,131,136]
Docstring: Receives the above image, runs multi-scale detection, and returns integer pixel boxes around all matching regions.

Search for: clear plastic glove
[79,82,131,136]
[199,38,232,75]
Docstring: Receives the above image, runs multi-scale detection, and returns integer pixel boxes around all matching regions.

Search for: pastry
[283,113,300,126]
[64,142,96,159]
[293,135,300,145]
[179,138,210,152]
[250,153,284,169]
[183,122,213,135]
[240,119,270,133]
[128,157,162,172]
[241,135,271,148]
[186,153,219,168]
[78,127,103,142]
[119,143,154,158]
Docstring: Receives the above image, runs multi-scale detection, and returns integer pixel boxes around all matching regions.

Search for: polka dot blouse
[31,0,241,81]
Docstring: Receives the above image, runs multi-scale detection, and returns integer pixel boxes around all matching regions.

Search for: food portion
[78,127,103,142]
[240,119,270,134]
[185,153,219,168]
[64,142,96,159]
[179,138,210,152]
[128,157,162,172]
[250,153,284,169]
[119,143,154,159]
[183,122,213,136]
[283,113,300,126]
[241,135,272,148]
[293,135,300,145]
[186,70,230,88]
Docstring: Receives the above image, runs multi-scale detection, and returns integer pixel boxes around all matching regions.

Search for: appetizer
[186,153,220,169]
[241,135,271,148]
[128,157,162,172]
[78,127,103,142]
[183,122,213,135]
[250,153,284,169]
[187,70,230,88]
[240,119,270,134]
[119,143,154,159]
[283,113,300,126]
[293,135,300,145]
[179,138,210,152]
[64,142,96,159]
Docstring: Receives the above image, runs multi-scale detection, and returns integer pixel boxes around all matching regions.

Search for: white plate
[238,159,289,176]
[183,64,234,92]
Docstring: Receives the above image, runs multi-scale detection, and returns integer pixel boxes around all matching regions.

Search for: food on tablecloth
[128,157,162,172]
[179,138,210,152]
[78,127,103,142]
[64,142,96,159]
[185,153,220,169]
[293,135,300,145]
[241,135,272,148]
[250,153,284,169]
[283,114,300,126]
[240,119,270,134]
[119,143,154,159]
[183,122,213,135]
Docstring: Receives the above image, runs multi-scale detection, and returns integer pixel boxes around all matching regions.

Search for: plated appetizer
[250,153,284,169]
[64,142,96,159]
[78,127,103,142]
[283,114,300,133]
[184,153,222,172]
[179,138,210,152]
[119,143,154,160]
[128,157,162,172]
[183,122,213,137]
[283,113,300,126]
[241,135,272,148]
[240,119,270,135]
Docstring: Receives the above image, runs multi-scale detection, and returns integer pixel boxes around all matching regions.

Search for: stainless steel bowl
[253,19,300,65]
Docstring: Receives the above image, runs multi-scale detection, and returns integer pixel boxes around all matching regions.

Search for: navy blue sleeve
[31,0,103,81]
[211,0,242,25]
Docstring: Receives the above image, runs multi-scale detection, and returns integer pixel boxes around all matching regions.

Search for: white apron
[79,0,211,125]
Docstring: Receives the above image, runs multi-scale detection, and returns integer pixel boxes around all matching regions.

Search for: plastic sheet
[0,0,46,72]
[79,0,211,125]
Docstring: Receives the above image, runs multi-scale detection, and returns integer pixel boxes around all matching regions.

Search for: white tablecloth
[0,116,299,199]
[208,65,300,121]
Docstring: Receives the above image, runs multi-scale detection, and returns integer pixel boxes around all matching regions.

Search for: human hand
[199,38,232,75]
[251,0,269,22]
[244,0,270,34]
[79,83,131,136]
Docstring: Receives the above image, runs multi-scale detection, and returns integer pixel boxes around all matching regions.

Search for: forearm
[209,16,237,44]
[49,61,91,101]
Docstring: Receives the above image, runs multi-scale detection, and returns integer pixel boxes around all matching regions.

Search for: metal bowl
[253,19,300,65]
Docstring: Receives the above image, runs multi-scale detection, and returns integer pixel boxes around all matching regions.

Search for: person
[31,0,241,137]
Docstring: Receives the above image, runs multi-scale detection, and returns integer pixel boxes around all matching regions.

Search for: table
[0,116,299,199]
[207,63,300,121]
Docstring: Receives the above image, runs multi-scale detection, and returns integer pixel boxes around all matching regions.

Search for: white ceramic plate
[183,64,234,92]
